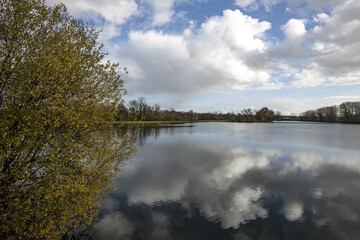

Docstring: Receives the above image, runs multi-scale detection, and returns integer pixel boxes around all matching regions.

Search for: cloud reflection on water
[96,125,360,240]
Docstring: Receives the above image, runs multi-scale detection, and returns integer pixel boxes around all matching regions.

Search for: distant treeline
[116,97,280,122]
[298,101,360,123]
[117,97,360,124]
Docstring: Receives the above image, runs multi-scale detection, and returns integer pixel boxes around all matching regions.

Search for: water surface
[95,122,360,240]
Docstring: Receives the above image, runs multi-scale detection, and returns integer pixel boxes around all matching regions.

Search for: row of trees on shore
[116,97,279,122]
[299,102,360,123]
[118,97,360,124]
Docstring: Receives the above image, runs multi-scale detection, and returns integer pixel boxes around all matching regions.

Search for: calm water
[95,122,360,240]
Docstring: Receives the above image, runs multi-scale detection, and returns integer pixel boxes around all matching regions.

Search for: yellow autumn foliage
[0,0,136,239]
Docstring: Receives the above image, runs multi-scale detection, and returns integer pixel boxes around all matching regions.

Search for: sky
[46,0,360,114]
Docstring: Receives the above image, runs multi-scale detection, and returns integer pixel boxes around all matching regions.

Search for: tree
[325,106,337,122]
[302,110,316,121]
[127,97,149,120]
[128,99,140,120]
[316,107,326,121]
[116,101,129,121]
[137,96,148,120]
[241,108,254,122]
[339,102,360,123]
[256,107,275,122]
[0,1,135,239]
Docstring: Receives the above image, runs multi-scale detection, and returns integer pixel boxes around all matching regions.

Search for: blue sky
[47,0,360,114]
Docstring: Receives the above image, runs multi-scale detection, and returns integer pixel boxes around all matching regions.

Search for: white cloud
[48,0,360,97]
[115,9,272,94]
[323,96,360,101]
[257,81,285,90]
[313,13,330,23]
[99,23,123,43]
[234,0,258,10]
[268,19,308,62]
[272,0,360,88]
[47,0,138,24]
[281,19,307,39]
[309,1,360,76]
[145,0,175,26]
[291,65,325,88]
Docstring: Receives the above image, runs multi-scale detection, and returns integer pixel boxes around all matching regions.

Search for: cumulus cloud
[48,0,360,97]
[144,0,175,26]
[115,9,272,94]
[117,0,360,94]
[47,0,138,24]
[269,18,308,63]
[267,0,360,88]
[281,19,307,39]
[309,1,360,76]
[313,13,330,23]
[233,0,359,92]
[291,65,325,88]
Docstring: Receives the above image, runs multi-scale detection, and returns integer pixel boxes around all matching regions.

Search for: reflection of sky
[96,123,360,240]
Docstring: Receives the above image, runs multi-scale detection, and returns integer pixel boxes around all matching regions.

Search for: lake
[94,122,360,240]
